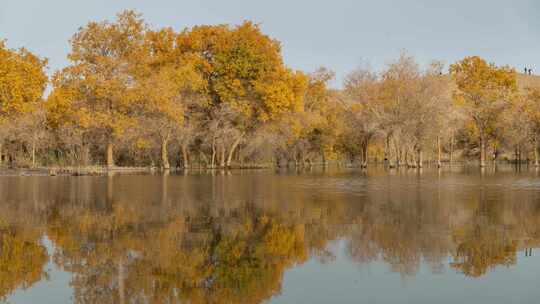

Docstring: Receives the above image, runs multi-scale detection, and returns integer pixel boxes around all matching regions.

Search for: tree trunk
[81,144,90,166]
[534,139,539,167]
[211,139,216,168]
[404,149,409,167]
[181,144,189,169]
[199,150,209,168]
[394,141,401,168]
[0,141,3,166]
[362,140,369,168]
[479,135,486,167]
[31,140,36,168]
[226,135,243,167]
[418,149,423,168]
[408,147,415,168]
[107,140,114,169]
[161,137,170,170]
[449,135,454,166]
[275,154,280,168]
[220,145,226,167]
[436,136,442,168]
[385,135,390,167]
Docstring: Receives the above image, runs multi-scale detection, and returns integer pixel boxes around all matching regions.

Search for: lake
[1,167,539,303]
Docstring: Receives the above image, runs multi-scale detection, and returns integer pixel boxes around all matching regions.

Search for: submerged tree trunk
[220,145,226,167]
[404,149,410,167]
[81,144,90,166]
[31,140,36,168]
[479,135,486,167]
[211,139,216,168]
[226,135,243,167]
[408,147,416,168]
[436,136,442,168]
[161,137,170,170]
[449,134,454,166]
[394,142,400,167]
[385,135,391,167]
[106,140,114,169]
[181,144,189,169]
[362,140,369,168]
[534,139,539,167]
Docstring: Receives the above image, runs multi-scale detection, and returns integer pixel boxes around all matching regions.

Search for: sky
[1,0,539,87]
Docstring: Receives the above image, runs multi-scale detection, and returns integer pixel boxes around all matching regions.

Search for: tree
[177,22,306,167]
[269,67,340,167]
[450,56,517,167]
[46,72,94,166]
[132,28,204,169]
[344,54,450,168]
[303,68,344,165]
[12,105,48,167]
[524,88,540,166]
[375,53,424,167]
[0,40,48,165]
[405,60,451,168]
[60,10,147,168]
[344,67,383,167]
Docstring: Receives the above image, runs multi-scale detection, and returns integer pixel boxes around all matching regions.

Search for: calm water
[1,167,540,303]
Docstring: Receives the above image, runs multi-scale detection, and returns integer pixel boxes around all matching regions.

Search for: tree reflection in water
[0,170,540,302]
[0,219,48,300]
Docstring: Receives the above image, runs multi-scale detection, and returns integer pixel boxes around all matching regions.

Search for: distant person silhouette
[525,67,528,74]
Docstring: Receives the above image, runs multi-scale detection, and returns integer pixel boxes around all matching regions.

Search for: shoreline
[0,165,274,176]
[0,161,531,177]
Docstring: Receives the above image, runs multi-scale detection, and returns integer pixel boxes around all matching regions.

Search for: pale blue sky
[1,0,539,86]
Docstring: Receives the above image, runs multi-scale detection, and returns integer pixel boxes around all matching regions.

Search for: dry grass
[517,73,540,91]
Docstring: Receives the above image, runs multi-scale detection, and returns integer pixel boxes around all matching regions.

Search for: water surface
[1,167,539,303]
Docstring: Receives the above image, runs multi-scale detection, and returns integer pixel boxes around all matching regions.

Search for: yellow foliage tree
[58,10,147,168]
[177,22,306,167]
[522,88,540,166]
[132,28,205,169]
[450,56,517,167]
[0,40,47,165]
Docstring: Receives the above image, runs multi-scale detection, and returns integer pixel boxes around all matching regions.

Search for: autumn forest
[1,10,539,170]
